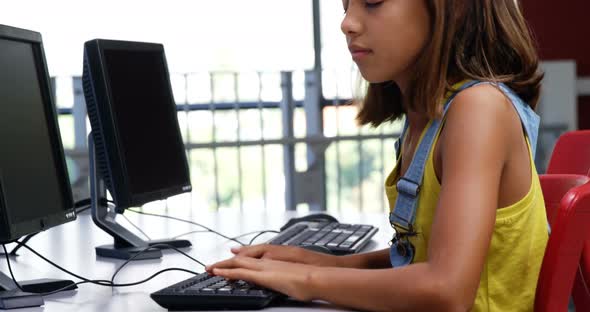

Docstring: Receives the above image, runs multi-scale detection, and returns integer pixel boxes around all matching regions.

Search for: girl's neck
[395,72,430,131]
[406,110,429,134]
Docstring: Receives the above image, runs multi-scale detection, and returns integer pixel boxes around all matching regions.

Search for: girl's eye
[365,1,383,9]
[343,0,382,13]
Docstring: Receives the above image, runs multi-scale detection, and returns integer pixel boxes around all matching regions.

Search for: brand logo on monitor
[182,185,192,192]
[65,211,76,219]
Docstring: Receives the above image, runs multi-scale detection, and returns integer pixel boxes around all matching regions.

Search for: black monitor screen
[102,49,189,196]
[0,38,68,225]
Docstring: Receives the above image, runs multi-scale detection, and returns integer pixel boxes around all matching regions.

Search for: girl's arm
[211,245,392,270]
[338,248,392,269]
[211,86,511,311]
[304,85,511,311]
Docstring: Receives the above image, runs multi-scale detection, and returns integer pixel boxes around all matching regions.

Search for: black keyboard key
[304,230,327,244]
[209,283,225,289]
[327,232,352,247]
[314,232,339,246]
[322,222,339,230]
[184,289,202,295]
[288,230,317,246]
[335,224,350,230]
[200,288,215,294]
[217,288,232,295]
[208,276,224,283]
[235,280,248,287]
[349,224,361,231]
[339,234,363,247]
[270,224,308,245]
[248,290,266,296]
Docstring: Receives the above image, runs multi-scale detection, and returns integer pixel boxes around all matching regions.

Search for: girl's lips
[351,49,372,61]
[348,44,373,61]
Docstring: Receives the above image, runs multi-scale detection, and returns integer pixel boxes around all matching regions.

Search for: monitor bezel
[83,39,191,208]
[0,24,75,242]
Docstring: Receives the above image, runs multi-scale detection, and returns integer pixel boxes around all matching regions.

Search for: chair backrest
[536,175,590,312]
[546,130,590,176]
[539,174,590,226]
[544,130,590,311]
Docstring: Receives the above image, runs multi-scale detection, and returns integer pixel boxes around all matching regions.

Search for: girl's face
[341,0,431,88]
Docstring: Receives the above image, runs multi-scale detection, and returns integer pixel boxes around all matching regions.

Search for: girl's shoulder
[438,83,523,159]
[446,83,520,130]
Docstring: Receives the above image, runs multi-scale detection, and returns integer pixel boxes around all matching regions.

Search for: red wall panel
[520,0,590,129]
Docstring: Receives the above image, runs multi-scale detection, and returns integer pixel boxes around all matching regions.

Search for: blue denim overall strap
[389,81,541,267]
[494,84,546,233]
[495,83,540,159]
[393,83,539,160]
[389,80,480,267]
[390,80,482,229]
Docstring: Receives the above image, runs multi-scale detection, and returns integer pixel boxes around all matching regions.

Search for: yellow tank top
[385,91,549,311]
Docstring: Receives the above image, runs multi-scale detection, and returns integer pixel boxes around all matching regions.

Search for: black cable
[12,242,203,294]
[171,229,211,239]
[74,198,113,214]
[74,198,91,208]
[110,243,206,285]
[247,230,280,246]
[107,268,199,287]
[2,244,173,296]
[171,229,269,242]
[41,268,200,297]
[127,209,246,246]
[171,229,280,246]
[74,198,113,208]
[220,230,280,245]
[41,279,112,297]
[14,242,108,284]
[76,206,91,213]
[7,232,38,256]
[2,244,27,293]
[120,213,151,240]
[74,198,114,214]
[225,230,276,242]
[7,199,102,255]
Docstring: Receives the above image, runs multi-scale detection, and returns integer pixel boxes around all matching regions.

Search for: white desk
[1,209,393,311]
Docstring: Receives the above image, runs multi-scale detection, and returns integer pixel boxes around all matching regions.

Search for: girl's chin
[357,69,394,84]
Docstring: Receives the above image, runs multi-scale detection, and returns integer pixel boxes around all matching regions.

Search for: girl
[206,0,548,311]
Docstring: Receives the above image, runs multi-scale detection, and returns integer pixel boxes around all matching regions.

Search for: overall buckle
[396,178,420,197]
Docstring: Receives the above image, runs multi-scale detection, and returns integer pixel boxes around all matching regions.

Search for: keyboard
[151,273,282,310]
[151,216,378,310]
[267,220,378,255]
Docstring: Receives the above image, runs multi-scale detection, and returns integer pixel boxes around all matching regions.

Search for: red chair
[543,130,590,311]
[535,175,590,312]
[546,130,590,176]
[540,174,590,226]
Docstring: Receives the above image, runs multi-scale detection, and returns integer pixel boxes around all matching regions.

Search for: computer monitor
[0,24,77,309]
[82,39,192,260]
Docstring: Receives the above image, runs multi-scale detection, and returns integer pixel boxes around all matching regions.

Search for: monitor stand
[88,134,192,260]
[0,271,77,309]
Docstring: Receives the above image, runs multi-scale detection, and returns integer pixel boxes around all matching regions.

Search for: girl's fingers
[212,268,261,284]
[233,245,267,258]
[206,256,264,272]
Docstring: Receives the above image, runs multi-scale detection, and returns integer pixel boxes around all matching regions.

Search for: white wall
[538,61,578,131]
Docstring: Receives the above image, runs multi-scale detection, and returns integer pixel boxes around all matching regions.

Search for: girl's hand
[206,256,317,301]
[218,244,345,267]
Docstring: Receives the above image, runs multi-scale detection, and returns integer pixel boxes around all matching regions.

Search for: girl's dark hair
[356,0,544,127]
